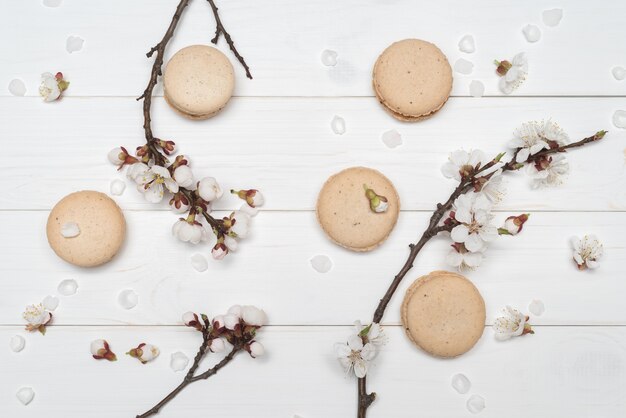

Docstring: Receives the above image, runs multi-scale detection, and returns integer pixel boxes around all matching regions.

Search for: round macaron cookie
[163,45,235,120]
[46,191,126,267]
[373,39,452,121]
[401,270,486,358]
[316,167,400,252]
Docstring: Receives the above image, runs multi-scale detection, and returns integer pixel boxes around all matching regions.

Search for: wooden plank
[2,325,625,417]
[0,97,624,211]
[0,210,623,326]
[1,1,626,97]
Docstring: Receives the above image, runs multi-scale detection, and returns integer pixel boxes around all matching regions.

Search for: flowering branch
[348,126,606,418]
[109,0,261,259]
[136,306,267,418]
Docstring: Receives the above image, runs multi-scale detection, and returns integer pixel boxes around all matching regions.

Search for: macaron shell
[46,191,126,267]
[401,270,486,358]
[316,167,400,251]
[373,39,452,118]
[163,45,235,119]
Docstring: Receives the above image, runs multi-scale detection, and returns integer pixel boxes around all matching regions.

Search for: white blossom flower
[197,177,223,202]
[480,171,506,203]
[209,338,225,353]
[526,154,569,188]
[353,321,387,347]
[510,120,568,162]
[493,306,533,341]
[127,162,149,183]
[91,339,117,361]
[23,304,52,333]
[242,305,268,326]
[39,72,68,102]
[496,53,528,94]
[571,234,603,270]
[138,165,179,203]
[446,243,483,271]
[441,149,488,181]
[127,343,160,364]
[224,235,238,252]
[335,334,376,378]
[248,341,265,358]
[172,219,207,244]
[173,165,194,188]
[228,211,251,238]
[500,214,530,235]
[450,193,498,252]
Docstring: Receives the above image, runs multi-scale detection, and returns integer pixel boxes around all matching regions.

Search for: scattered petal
[42,295,59,311]
[528,299,545,316]
[381,129,402,148]
[60,222,80,238]
[16,387,35,405]
[66,36,84,53]
[458,35,475,53]
[57,279,78,296]
[466,394,486,414]
[170,351,190,372]
[451,373,471,394]
[117,289,139,310]
[310,254,333,273]
[542,8,563,27]
[469,80,484,98]
[110,179,126,196]
[612,66,626,81]
[522,24,541,43]
[613,110,626,129]
[10,335,26,352]
[190,253,208,272]
[454,58,474,75]
[321,49,338,67]
[8,79,26,96]
[43,0,62,6]
[330,115,346,135]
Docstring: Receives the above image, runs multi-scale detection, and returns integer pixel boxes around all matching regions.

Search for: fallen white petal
[330,115,346,135]
[469,80,484,98]
[42,295,59,311]
[451,373,471,394]
[190,253,208,272]
[16,387,35,405]
[110,179,126,196]
[10,335,26,352]
[43,0,63,6]
[66,36,84,53]
[8,79,26,96]
[381,129,402,148]
[57,279,78,296]
[454,58,474,75]
[321,49,338,66]
[310,254,333,273]
[612,66,626,81]
[117,289,139,310]
[61,222,80,238]
[170,351,189,372]
[542,8,563,27]
[613,110,626,129]
[467,394,486,414]
[458,35,475,53]
[528,299,545,316]
[522,24,541,42]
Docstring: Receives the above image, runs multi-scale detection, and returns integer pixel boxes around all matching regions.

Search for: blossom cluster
[183,305,267,358]
[108,145,264,260]
[335,321,387,378]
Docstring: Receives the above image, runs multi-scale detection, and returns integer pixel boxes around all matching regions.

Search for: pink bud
[501,214,530,235]
[209,338,225,353]
[248,341,265,358]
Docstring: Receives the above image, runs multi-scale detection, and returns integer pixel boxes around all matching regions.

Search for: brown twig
[357,130,606,417]
[207,0,253,79]
[136,346,241,418]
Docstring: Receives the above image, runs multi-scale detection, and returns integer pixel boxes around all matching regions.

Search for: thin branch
[357,130,606,417]
[207,0,253,79]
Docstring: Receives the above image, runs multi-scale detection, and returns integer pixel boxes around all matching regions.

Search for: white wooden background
[1,1,625,417]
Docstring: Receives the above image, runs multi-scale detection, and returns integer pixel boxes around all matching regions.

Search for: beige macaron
[373,39,452,121]
[316,167,400,251]
[46,191,126,267]
[163,45,235,120]
[401,270,486,358]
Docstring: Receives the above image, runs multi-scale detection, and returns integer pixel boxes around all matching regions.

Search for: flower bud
[91,339,117,361]
[173,165,194,188]
[108,146,138,168]
[223,314,240,330]
[197,177,223,202]
[494,59,512,76]
[363,184,388,213]
[209,338,225,353]
[127,343,160,364]
[182,311,203,331]
[211,242,228,260]
[499,214,530,235]
[212,315,225,329]
[169,192,190,213]
[248,341,265,358]
[231,189,265,208]
[159,140,176,155]
[227,211,251,238]
[227,305,243,319]
[242,305,268,327]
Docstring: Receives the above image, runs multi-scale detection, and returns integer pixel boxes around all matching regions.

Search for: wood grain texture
[0,96,624,211]
[1,0,626,97]
[2,326,626,418]
[1,210,623,326]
